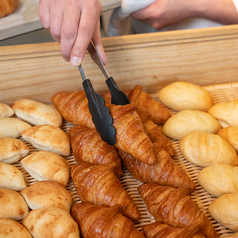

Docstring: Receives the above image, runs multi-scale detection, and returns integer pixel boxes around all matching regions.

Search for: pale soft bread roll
[163,110,221,140]
[11,99,62,127]
[0,103,14,118]
[0,162,26,191]
[0,138,29,164]
[180,132,238,167]
[198,164,238,197]
[159,81,214,111]
[21,125,70,156]
[209,192,238,232]
[0,188,28,220]
[208,100,238,127]
[20,180,72,212]
[21,151,69,187]
[0,118,31,138]
[0,218,32,238]
[217,126,238,152]
[22,207,80,238]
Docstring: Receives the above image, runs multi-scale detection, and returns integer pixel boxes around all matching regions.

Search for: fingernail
[71,57,82,67]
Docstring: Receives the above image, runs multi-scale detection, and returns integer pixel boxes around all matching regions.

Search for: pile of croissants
[51,85,219,238]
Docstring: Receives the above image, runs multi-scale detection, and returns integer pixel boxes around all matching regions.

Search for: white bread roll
[163,110,221,140]
[0,188,28,220]
[22,207,80,238]
[21,151,69,187]
[0,218,32,238]
[208,100,238,127]
[158,81,214,111]
[217,126,238,152]
[209,192,238,232]
[198,164,238,197]
[21,125,70,156]
[0,103,14,118]
[179,132,238,167]
[0,162,26,191]
[20,180,72,212]
[11,99,62,127]
[0,138,29,164]
[0,118,31,138]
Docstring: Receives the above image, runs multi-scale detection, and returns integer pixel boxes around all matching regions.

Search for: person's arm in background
[130,0,238,30]
[39,0,107,67]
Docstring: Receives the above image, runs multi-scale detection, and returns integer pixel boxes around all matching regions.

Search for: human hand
[39,0,107,67]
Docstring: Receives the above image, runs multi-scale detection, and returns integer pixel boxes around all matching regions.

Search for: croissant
[0,0,19,18]
[107,102,156,165]
[71,162,140,222]
[119,149,196,192]
[51,91,95,128]
[69,125,123,178]
[138,183,219,238]
[142,222,201,238]
[71,201,145,238]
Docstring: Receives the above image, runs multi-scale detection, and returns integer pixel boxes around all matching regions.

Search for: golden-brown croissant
[69,125,123,178]
[0,0,19,18]
[71,162,140,222]
[107,102,156,165]
[138,183,219,238]
[51,91,95,128]
[119,149,196,192]
[142,222,201,238]
[71,201,145,238]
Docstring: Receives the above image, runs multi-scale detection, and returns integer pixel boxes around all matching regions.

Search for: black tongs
[78,41,130,145]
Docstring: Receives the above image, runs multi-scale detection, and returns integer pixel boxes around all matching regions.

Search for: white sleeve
[233,0,238,12]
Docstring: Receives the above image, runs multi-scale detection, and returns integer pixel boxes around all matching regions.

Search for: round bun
[0,0,19,18]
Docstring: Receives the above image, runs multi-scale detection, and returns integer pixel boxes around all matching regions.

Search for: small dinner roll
[0,188,28,220]
[22,207,80,238]
[21,151,69,187]
[180,132,238,167]
[0,103,14,118]
[209,192,238,232]
[0,118,31,138]
[0,138,29,164]
[163,110,221,140]
[0,162,26,191]
[0,218,32,238]
[198,164,238,197]
[11,99,62,127]
[208,100,238,127]
[158,81,214,111]
[21,125,70,156]
[20,181,72,212]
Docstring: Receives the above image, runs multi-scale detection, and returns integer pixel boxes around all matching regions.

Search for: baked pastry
[0,138,29,164]
[71,201,145,238]
[158,81,214,111]
[69,125,123,178]
[21,151,69,187]
[0,0,19,18]
[208,100,238,127]
[138,183,219,238]
[11,99,62,127]
[163,110,221,140]
[20,181,72,212]
[71,161,140,222]
[22,207,80,238]
[0,218,32,238]
[0,188,28,220]
[51,90,95,128]
[0,162,26,191]
[0,118,31,138]
[198,164,238,197]
[209,192,238,232]
[107,102,156,165]
[0,103,14,118]
[179,132,238,167]
[21,125,70,156]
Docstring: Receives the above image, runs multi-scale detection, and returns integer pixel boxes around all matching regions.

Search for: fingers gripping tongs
[78,41,130,145]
